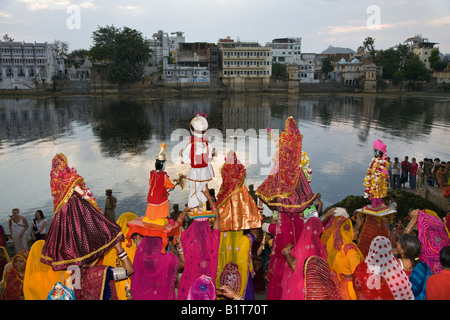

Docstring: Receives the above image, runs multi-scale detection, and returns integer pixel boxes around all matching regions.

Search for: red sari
[1,250,28,300]
[41,153,123,271]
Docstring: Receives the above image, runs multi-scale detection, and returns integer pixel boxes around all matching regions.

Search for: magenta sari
[281,217,326,300]
[131,236,179,300]
[178,218,220,300]
[266,211,303,300]
[417,210,450,274]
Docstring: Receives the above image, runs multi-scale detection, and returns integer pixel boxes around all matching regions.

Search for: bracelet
[282,248,291,256]
[233,295,243,300]
[211,206,217,210]
[118,250,127,260]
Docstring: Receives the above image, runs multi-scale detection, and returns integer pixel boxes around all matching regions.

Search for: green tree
[271,62,287,80]
[378,44,415,79]
[403,56,430,81]
[363,37,377,63]
[321,56,334,79]
[90,25,152,84]
[429,49,448,71]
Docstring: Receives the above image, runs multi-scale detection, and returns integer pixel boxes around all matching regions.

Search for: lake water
[1,93,450,227]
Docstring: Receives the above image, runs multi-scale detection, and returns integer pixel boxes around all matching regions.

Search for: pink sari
[417,210,450,274]
[131,236,179,300]
[281,217,326,300]
[266,211,303,300]
[178,219,220,300]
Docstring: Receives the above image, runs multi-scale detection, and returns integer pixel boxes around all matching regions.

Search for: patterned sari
[1,250,28,300]
[41,153,123,271]
[256,117,317,213]
[216,151,262,231]
[417,210,450,275]
[358,215,390,257]
[216,230,254,299]
[304,256,341,300]
[353,236,414,300]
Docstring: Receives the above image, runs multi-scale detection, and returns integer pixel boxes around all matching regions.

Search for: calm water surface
[1,93,449,226]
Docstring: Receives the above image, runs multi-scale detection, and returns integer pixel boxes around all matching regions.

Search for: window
[6,68,13,77]
[29,68,36,77]
[18,68,25,77]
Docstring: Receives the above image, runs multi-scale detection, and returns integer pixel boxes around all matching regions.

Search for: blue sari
[409,261,431,300]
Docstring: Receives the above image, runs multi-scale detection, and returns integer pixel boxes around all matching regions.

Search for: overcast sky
[1,0,449,54]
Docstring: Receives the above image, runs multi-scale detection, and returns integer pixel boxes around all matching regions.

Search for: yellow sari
[216,230,254,298]
[23,240,65,300]
[102,212,137,300]
[326,218,364,300]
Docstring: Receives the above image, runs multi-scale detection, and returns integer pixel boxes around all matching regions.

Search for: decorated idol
[363,139,389,209]
[181,114,214,214]
[143,142,176,225]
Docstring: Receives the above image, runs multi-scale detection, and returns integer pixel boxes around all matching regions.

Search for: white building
[298,53,319,83]
[162,65,210,87]
[266,37,301,64]
[404,34,438,70]
[0,41,61,89]
[146,30,185,74]
[335,57,362,86]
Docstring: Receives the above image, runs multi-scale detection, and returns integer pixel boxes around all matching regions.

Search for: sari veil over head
[256,117,317,214]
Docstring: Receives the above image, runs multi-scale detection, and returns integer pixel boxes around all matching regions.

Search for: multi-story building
[298,53,318,83]
[0,41,62,89]
[404,34,438,70]
[146,30,185,74]
[218,37,272,91]
[266,37,301,64]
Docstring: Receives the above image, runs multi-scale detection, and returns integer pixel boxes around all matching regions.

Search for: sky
[1,0,449,54]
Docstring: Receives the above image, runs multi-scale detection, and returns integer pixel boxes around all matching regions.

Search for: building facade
[0,41,61,89]
[146,30,185,74]
[404,34,438,70]
[266,37,301,64]
[218,38,272,91]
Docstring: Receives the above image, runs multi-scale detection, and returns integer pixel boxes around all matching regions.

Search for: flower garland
[363,157,389,200]
[301,151,312,183]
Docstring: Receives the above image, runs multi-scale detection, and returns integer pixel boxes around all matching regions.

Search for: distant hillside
[321,45,356,54]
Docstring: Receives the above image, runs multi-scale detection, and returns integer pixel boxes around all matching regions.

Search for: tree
[3,34,14,42]
[363,37,377,63]
[429,49,448,71]
[378,44,415,79]
[90,25,152,84]
[403,56,430,81]
[321,56,334,79]
[271,62,287,80]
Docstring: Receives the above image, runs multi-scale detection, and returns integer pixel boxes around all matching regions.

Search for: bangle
[282,248,291,256]
[211,206,217,210]
[234,295,242,300]
[118,250,127,260]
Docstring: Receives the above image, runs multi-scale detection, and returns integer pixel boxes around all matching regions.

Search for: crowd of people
[1,115,449,301]
[388,155,450,198]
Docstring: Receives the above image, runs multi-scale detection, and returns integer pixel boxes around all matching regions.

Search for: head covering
[417,210,450,274]
[190,114,208,138]
[187,275,216,300]
[24,240,65,300]
[156,142,167,161]
[2,250,28,300]
[256,117,316,213]
[177,219,220,300]
[358,215,390,257]
[373,139,387,154]
[131,236,179,300]
[355,236,414,300]
[304,255,341,300]
[281,217,326,300]
[216,151,262,231]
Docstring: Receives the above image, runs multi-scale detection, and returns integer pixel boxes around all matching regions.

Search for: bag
[47,275,75,301]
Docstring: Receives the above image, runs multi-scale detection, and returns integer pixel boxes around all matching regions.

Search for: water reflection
[0,94,449,224]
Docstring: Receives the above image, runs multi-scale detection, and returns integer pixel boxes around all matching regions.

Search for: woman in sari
[178,188,221,300]
[23,240,65,300]
[131,236,179,300]
[0,250,28,300]
[326,216,364,300]
[41,153,124,271]
[280,217,326,300]
[353,236,414,300]
[0,247,10,283]
[257,117,316,299]
[397,233,431,300]
[304,255,341,300]
[405,209,450,275]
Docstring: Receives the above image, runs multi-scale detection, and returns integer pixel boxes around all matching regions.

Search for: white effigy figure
[181,114,214,213]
